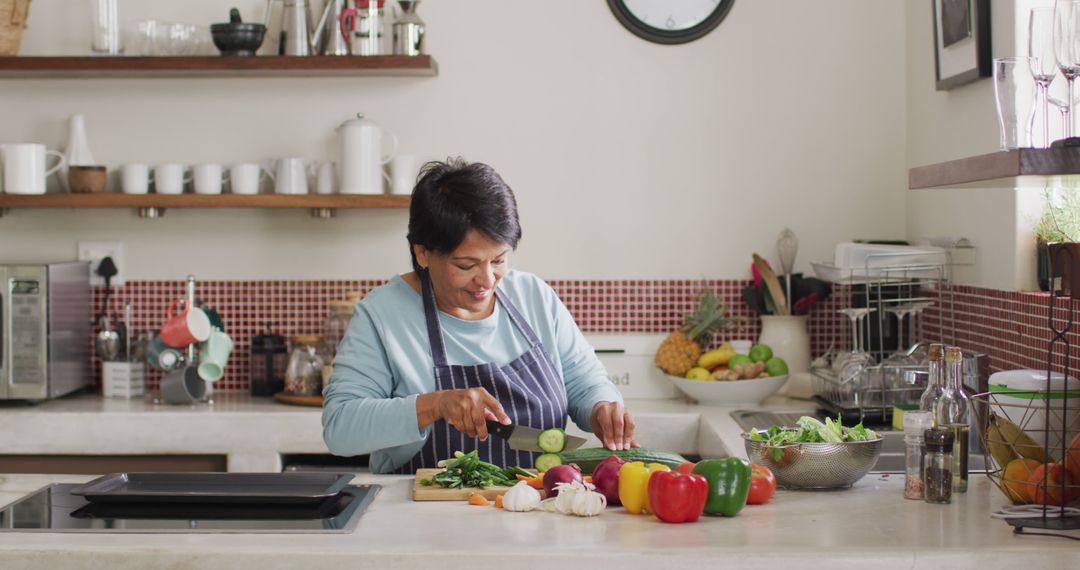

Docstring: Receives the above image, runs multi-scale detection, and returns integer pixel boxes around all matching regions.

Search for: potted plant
[1034,187,1080,298]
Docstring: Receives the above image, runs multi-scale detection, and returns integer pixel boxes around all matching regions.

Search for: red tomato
[675,462,697,476]
[747,464,777,505]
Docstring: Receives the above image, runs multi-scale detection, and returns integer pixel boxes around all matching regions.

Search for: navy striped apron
[397,270,569,472]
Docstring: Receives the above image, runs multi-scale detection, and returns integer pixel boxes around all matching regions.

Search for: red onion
[590,455,625,506]
[543,464,583,497]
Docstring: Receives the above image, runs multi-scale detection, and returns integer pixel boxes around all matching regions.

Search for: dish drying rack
[809,247,971,425]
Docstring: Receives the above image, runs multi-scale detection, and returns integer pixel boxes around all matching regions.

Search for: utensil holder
[102,361,145,399]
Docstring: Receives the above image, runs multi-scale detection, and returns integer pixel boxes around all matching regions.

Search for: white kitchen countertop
[1,392,1078,567]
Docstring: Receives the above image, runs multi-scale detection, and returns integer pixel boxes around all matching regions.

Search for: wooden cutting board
[412,468,518,501]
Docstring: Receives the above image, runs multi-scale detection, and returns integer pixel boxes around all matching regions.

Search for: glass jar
[924,428,954,504]
[323,300,356,362]
[285,335,327,396]
[903,411,934,500]
[934,347,971,493]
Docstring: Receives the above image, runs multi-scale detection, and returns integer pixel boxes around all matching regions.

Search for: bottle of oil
[933,347,970,493]
[918,343,946,419]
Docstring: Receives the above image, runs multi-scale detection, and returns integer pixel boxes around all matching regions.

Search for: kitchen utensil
[312,0,350,55]
[758,315,810,375]
[338,113,397,195]
[210,8,267,56]
[230,162,272,194]
[792,291,819,315]
[776,228,798,309]
[146,332,184,371]
[412,468,515,501]
[102,361,145,399]
[67,165,107,193]
[484,420,587,453]
[154,164,190,195]
[742,433,883,490]
[197,327,233,382]
[313,160,336,194]
[392,0,425,56]
[742,284,766,315]
[1055,1,1080,138]
[0,143,66,195]
[389,153,417,195]
[251,325,289,396]
[285,335,327,395]
[71,472,353,504]
[95,317,121,362]
[273,157,309,195]
[120,163,150,194]
[752,253,788,316]
[193,163,228,195]
[123,302,132,361]
[667,373,788,405]
[341,0,387,56]
[159,299,211,348]
[160,365,207,405]
[91,0,123,54]
[993,57,1037,150]
[276,0,315,55]
[1030,8,1057,148]
[0,0,30,56]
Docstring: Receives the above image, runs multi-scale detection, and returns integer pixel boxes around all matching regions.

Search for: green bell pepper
[691,457,752,517]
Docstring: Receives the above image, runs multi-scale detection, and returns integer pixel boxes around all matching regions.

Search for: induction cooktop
[0,483,380,534]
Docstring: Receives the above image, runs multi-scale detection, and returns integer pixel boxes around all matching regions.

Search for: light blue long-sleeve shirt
[322,270,622,473]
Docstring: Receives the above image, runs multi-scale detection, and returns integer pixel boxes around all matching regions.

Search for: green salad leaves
[748,416,879,445]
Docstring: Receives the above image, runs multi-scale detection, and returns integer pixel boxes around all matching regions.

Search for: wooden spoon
[752,253,789,316]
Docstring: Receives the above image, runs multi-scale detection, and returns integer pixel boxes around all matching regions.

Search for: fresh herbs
[419,451,533,489]
[748,416,879,446]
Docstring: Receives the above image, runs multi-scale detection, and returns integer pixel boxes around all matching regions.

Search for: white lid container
[988,369,1080,454]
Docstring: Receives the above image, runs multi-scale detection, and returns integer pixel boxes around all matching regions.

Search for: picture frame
[933,0,992,91]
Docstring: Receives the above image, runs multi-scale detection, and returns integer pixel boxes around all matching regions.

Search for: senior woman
[322,158,637,474]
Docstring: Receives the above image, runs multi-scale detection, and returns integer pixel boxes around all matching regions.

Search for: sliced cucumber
[534,453,562,472]
[537,428,568,453]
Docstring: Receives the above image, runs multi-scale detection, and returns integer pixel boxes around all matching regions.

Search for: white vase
[65,114,97,166]
[758,315,811,374]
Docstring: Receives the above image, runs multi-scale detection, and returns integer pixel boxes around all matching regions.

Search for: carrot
[517,472,545,490]
[467,493,490,506]
[494,495,504,509]
[583,476,593,484]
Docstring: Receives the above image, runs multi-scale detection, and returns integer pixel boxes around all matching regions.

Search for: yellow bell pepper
[618,461,671,514]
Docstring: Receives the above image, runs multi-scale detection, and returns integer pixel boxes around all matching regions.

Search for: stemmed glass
[1032,7,1058,147]
[1048,87,1080,137]
[1053,0,1080,138]
[881,305,917,405]
[833,308,876,384]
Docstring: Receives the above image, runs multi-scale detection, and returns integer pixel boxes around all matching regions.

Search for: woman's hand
[416,388,511,440]
[591,401,639,451]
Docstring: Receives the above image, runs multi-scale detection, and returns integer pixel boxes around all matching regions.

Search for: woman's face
[414,229,511,320]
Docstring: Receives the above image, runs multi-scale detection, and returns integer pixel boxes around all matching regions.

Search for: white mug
[0,144,66,195]
[314,160,336,195]
[193,163,228,195]
[390,154,417,196]
[230,163,273,195]
[121,163,151,195]
[155,164,191,195]
[274,158,308,195]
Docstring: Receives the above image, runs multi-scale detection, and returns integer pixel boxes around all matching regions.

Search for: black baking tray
[70,472,354,504]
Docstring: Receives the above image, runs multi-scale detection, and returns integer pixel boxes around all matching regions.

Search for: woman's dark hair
[406,158,522,272]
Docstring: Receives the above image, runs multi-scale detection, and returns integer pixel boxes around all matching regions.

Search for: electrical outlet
[77,241,125,286]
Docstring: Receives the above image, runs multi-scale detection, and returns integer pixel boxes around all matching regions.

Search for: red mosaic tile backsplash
[91,278,853,392]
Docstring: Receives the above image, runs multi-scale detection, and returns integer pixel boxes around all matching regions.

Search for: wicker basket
[0,0,30,56]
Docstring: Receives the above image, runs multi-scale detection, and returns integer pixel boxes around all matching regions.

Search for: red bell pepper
[647,470,708,523]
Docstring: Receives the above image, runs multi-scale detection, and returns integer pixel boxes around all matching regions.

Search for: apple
[1028,463,1078,506]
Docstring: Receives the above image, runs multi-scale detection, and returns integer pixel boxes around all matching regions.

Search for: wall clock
[607,0,735,45]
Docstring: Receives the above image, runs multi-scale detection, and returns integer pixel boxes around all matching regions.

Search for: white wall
[0,0,907,281]
[905,0,1047,291]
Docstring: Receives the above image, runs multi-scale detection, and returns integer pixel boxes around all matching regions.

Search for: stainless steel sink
[730,409,985,473]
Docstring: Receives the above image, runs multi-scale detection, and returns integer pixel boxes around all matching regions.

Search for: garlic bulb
[502,481,542,512]
[541,481,606,517]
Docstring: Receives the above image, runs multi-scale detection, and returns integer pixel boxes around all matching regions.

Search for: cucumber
[534,453,563,472]
[558,448,688,474]
[537,428,567,453]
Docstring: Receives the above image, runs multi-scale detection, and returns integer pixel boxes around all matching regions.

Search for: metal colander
[743,435,883,490]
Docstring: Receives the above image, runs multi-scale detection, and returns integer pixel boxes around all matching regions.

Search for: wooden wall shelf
[0,55,438,78]
[0,193,409,217]
[909,148,1080,189]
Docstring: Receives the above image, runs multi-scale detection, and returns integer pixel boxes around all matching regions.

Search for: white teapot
[338,112,397,195]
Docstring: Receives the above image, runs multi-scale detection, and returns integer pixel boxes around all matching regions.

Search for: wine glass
[1053,0,1080,138]
[881,305,917,405]
[1032,7,1058,147]
[833,308,875,384]
[1048,84,1080,138]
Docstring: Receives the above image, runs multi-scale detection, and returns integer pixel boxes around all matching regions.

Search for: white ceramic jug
[338,112,397,195]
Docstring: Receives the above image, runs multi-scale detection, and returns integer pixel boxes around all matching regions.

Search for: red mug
[159,299,211,348]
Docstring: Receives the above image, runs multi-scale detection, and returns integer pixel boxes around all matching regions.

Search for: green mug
[197,327,233,382]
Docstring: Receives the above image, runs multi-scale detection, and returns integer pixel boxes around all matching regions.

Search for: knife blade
[485,421,587,453]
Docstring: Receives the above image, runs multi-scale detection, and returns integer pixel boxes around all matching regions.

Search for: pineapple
[655,290,736,376]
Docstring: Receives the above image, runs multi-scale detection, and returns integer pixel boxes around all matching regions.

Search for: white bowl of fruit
[663,342,789,405]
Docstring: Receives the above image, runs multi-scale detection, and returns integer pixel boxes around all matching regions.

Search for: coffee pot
[266,0,315,55]
[338,113,397,195]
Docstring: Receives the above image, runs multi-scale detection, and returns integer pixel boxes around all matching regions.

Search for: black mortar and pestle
[210,8,267,56]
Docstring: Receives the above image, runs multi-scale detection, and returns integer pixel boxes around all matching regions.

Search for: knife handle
[485,420,513,440]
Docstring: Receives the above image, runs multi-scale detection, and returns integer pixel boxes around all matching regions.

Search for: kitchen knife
[485,420,587,452]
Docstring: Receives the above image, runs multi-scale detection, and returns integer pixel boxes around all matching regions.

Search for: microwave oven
[0,262,91,400]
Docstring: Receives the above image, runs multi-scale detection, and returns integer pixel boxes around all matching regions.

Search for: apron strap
[495,288,543,347]
[419,269,450,368]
